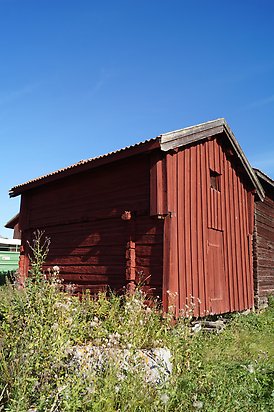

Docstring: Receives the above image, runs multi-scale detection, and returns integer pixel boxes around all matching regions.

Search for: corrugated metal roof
[9,137,159,196]
[9,119,265,201]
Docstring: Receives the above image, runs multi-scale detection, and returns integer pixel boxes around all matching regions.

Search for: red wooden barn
[10,119,264,316]
[253,169,274,308]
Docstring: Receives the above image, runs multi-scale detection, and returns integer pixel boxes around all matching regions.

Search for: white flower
[57,384,67,393]
[160,393,169,405]
[53,265,60,273]
[247,364,255,374]
[193,400,203,409]
[52,322,59,331]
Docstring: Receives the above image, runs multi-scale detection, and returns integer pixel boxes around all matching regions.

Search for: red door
[207,228,225,314]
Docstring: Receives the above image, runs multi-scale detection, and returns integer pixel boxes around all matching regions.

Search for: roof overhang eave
[253,168,274,190]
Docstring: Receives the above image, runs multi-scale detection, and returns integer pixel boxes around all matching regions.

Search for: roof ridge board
[160,118,224,143]
[161,118,225,137]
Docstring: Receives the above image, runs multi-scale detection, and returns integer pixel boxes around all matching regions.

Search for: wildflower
[160,393,169,405]
[90,316,100,328]
[247,364,255,374]
[241,363,255,373]
[53,265,60,274]
[65,283,76,293]
[54,302,70,310]
[193,394,203,409]
[57,384,67,393]
[193,399,203,409]
[86,385,95,394]
[52,322,59,331]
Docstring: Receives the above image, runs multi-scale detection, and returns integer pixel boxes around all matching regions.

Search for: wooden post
[121,211,136,293]
[126,239,136,293]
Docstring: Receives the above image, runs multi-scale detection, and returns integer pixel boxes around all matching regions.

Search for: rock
[69,345,172,385]
[191,319,226,333]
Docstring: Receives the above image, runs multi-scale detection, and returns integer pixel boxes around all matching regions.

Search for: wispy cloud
[85,68,115,99]
[0,83,39,106]
[244,95,274,110]
[216,61,274,85]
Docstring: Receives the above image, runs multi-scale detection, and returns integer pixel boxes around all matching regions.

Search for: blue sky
[1,0,274,237]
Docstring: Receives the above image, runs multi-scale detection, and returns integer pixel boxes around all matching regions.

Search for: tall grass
[0,232,273,411]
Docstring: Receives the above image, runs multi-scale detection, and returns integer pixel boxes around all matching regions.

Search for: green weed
[0,231,273,411]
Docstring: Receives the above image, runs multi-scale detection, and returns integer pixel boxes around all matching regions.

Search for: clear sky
[1,0,274,237]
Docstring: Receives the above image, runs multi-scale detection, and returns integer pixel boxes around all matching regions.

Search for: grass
[0,233,273,411]
[0,278,273,412]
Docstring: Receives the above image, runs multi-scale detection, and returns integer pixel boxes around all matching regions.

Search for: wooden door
[207,228,225,314]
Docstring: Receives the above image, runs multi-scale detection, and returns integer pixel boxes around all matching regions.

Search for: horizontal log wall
[254,193,274,307]
[20,153,164,296]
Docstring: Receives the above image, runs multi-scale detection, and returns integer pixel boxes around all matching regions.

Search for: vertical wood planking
[163,152,179,314]
[200,143,208,314]
[221,148,230,310]
[242,189,251,307]
[237,178,248,309]
[196,144,205,315]
[228,160,239,310]
[207,143,212,229]
[177,150,187,312]
[233,172,244,311]
[167,137,255,316]
[190,145,199,307]
[248,193,255,307]
[150,153,167,216]
[184,147,192,307]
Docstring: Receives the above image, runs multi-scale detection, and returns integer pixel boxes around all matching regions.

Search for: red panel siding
[163,137,254,316]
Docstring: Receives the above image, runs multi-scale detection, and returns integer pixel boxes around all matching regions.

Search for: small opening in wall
[210,169,221,191]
